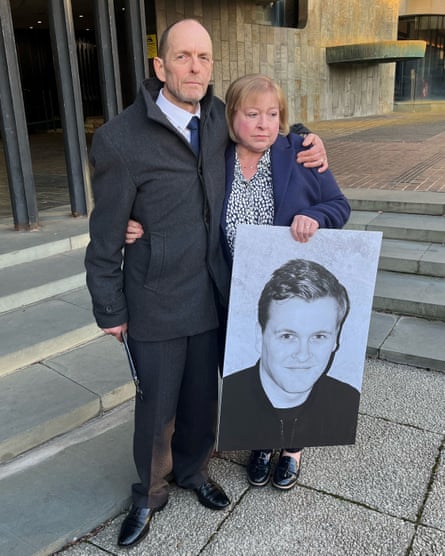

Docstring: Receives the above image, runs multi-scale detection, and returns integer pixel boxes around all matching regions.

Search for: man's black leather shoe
[194,479,230,510]
[117,502,166,547]
[247,450,273,486]
[272,452,301,490]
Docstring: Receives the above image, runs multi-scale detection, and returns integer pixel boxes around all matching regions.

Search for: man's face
[154,20,213,112]
[258,297,339,397]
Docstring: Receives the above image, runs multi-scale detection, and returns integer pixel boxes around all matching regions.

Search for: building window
[255,1,308,29]
[396,15,445,101]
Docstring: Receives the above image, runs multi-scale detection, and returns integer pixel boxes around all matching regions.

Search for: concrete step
[368,311,445,371]
[379,239,445,277]
[346,210,445,243]
[0,335,135,464]
[0,402,135,556]
[374,270,445,320]
[0,248,86,313]
[343,188,445,216]
[0,206,89,269]
[0,287,103,378]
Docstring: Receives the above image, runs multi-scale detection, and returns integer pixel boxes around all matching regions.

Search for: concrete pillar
[48,0,91,216]
[124,0,148,101]
[94,0,123,121]
[0,1,38,230]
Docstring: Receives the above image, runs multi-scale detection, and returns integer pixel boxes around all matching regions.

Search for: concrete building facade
[154,0,402,122]
[0,0,440,228]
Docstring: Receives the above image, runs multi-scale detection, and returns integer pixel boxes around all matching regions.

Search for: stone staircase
[0,207,134,467]
[0,191,443,468]
[344,188,445,371]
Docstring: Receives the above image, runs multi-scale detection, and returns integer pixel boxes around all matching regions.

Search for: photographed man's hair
[225,73,290,142]
[258,259,349,332]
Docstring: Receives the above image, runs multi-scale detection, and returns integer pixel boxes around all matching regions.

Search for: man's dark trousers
[129,329,219,509]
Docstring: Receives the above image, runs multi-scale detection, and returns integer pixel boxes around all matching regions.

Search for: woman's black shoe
[246,450,273,486]
[272,452,301,490]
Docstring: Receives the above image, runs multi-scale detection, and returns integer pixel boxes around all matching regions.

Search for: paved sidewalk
[53,358,445,556]
[310,111,445,193]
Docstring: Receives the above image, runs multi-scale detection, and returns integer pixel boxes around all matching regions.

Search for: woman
[221,74,350,490]
[125,74,349,491]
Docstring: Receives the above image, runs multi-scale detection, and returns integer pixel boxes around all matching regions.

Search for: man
[218,258,360,452]
[85,19,327,549]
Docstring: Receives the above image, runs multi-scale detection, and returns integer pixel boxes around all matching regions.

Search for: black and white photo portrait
[217,225,382,451]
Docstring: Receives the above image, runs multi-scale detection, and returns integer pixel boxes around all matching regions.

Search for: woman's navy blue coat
[221,133,351,259]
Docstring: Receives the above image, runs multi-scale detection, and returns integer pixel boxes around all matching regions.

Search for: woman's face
[232,91,281,153]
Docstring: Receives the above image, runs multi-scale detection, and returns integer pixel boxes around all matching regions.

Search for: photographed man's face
[258,296,339,397]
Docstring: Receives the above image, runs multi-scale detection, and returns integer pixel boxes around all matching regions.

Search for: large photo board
[217,225,382,451]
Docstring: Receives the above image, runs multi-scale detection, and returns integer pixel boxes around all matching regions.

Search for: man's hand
[290,215,319,243]
[125,219,144,244]
[103,323,128,341]
[297,133,328,173]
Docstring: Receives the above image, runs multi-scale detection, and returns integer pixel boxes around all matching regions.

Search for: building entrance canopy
[326,40,426,64]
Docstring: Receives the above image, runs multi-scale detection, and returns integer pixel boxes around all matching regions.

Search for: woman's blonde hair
[225,74,289,142]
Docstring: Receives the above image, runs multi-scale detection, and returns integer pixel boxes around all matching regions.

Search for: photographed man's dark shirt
[218,361,360,451]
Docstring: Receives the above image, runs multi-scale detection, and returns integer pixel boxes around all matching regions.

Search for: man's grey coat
[85,78,230,341]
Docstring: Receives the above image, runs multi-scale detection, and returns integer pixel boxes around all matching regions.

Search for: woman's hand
[290,215,319,243]
[297,133,328,172]
[125,219,144,244]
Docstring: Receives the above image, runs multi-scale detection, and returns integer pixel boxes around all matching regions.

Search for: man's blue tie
[187,116,200,157]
